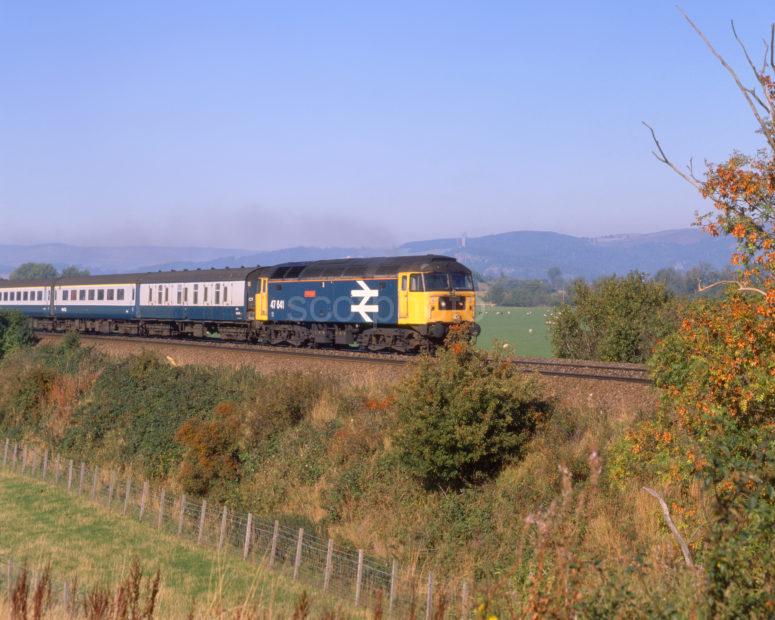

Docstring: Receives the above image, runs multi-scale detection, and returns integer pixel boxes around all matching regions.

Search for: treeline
[7,262,89,280]
[483,263,737,307]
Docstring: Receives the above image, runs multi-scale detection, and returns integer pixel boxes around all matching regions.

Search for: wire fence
[1,438,474,618]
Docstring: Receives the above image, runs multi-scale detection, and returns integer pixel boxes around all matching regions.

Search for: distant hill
[400,228,737,279]
[0,244,251,276]
[0,228,736,280]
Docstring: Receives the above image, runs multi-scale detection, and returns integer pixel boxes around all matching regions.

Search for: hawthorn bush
[393,336,552,489]
[176,401,245,500]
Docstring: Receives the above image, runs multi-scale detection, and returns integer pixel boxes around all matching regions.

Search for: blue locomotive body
[267,278,398,325]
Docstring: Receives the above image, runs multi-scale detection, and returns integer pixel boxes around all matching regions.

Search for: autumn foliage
[639,17,775,617]
[175,402,244,499]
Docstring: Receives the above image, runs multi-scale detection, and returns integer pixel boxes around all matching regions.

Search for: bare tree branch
[770,23,774,71]
[732,21,763,84]
[678,7,775,152]
[642,122,702,188]
[643,487,698,569]
[697,279,766,297]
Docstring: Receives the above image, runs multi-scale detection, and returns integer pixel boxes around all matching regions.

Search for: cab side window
[401,276,407,291]
[409,274,423,292]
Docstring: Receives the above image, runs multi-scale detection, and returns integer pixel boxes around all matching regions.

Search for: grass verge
[0,470,359,618]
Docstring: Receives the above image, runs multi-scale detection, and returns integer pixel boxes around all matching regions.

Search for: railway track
[37,331,653,384]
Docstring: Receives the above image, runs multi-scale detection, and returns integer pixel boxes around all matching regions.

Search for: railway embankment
[37,332,658,417]
[0,332,690,616]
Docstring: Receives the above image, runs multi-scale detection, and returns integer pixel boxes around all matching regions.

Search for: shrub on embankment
[0,334,707,615]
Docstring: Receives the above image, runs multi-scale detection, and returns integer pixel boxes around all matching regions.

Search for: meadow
[475,305,554,357]
[0,470,358,618]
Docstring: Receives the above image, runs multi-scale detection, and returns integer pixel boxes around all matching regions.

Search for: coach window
[37,291,43,301]
[164,286,169,303]
[204,286,209,303]
[88,290,95,301]
[62,290,68,301]
[97,290,104,301]
[409,274,423,292]
[215,283,220,305]
[147,288,152,303]
[79,290,86,301]
[193,284,198,305]
[184,287,188,304]
[158,287,163,304]
[117,289,125,301]
[107,289,114,301]
[176,286,182,304]
[223,286,228,304]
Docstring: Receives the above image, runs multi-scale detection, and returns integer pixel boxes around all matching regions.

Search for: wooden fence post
[197,500,207,545]
[108,471,116,506]
[460,580,470,620]
[355,549,364,606]
[139,481,149,520]
[268,520,279,568]
[293,528,304,580]
[425,572,434,620]
[158,488,166,529]
[91,466,99,499]
[54,456,61,484]
[12,442,18,468]
[67,460,74,492]
[78,462,85,495]
[323,538,334,591]
[123,477,132,515]
[218,506,228,551]
[2,438,8,467]
[389,559,398,614]
[242,512,253,560]
[177,494,186,535]
[20,445,27,474]
[42,449,49,479]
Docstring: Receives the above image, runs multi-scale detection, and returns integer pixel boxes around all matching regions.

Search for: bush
[550,272,679,362]
[393,336,552,489]
[175,401,244,500]
[0,311,37,358]
[62,353,253,477]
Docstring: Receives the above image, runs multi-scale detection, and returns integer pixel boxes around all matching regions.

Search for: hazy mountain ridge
[0,229,735,280]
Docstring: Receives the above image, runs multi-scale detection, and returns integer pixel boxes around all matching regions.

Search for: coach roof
[258,255,470,280]
[0,278,56,288]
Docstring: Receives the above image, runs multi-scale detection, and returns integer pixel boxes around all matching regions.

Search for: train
[0,255,480,353]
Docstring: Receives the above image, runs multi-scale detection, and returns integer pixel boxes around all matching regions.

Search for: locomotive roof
[257,254,470,280]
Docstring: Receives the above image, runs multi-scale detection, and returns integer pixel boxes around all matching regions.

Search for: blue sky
[0,1,772,249]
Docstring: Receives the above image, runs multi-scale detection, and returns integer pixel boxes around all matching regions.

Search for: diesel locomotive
[0,255,479,353]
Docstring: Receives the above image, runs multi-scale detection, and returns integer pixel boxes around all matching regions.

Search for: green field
[0,471,357,617]
[476,305,555,357]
